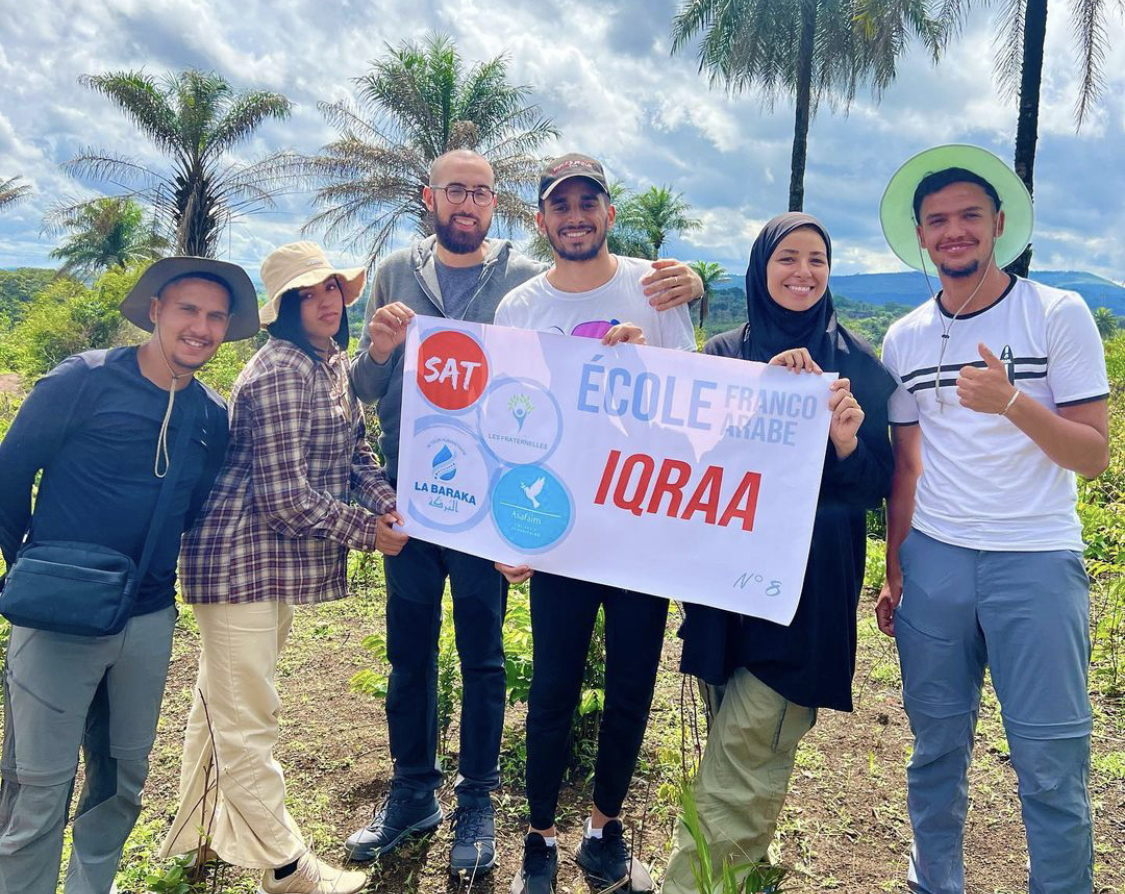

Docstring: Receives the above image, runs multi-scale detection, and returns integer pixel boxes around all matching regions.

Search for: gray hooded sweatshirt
[352,234,545,480]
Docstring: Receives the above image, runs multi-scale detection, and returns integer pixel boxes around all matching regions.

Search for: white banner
[396,317,834,625]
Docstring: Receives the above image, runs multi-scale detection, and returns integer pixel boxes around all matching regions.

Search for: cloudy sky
[1,0,1123,283]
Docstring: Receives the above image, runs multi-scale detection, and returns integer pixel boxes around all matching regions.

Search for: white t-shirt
[882,276,1109,551]
[494,255,697,352]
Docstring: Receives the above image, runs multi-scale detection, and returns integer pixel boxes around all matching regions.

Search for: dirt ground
[9,574,1124,894]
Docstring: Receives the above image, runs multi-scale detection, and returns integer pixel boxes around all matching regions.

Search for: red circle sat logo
[417,330,490,411]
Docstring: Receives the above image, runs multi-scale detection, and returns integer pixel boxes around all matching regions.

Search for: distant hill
[698,269,1125,347]
[831,270,1125,316]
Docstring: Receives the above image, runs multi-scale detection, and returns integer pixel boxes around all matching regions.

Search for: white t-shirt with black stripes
[882,276,1108,551]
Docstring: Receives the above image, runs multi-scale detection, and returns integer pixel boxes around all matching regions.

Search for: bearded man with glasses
[345,149,704,877]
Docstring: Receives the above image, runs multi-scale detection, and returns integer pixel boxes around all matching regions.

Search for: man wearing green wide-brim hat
[875,145,1109,894]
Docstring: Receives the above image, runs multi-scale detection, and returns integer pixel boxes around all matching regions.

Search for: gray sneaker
[449,799,496,876]
[343,794,443,862]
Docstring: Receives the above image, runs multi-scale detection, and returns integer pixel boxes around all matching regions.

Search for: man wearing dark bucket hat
[0,257,257,894]
[876,145,1109,894]
[344,148,703,877]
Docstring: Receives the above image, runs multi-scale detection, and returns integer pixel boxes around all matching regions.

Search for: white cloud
[0,0,1122,278]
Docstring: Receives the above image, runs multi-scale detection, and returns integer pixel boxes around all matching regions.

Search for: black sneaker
[509,832,558,894]
[449,799,496,876]
[343,794,443,862]
[575,819,653,892]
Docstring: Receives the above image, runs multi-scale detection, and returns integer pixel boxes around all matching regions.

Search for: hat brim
[540,173,610,201]
[121,257,260,342]
[880,144,1033,273]
[257,266,367,327]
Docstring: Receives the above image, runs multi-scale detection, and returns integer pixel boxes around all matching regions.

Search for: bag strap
[134,391,201,588]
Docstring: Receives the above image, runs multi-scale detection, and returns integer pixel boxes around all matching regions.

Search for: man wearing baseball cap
[344,149,703,877]
[494,153,697,894]
[876,145,1109,894]
[0,257,257,894]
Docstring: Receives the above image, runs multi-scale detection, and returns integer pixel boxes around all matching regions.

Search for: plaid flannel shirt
[180,338,396,605]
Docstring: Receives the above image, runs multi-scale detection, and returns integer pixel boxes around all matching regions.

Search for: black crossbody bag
[0,397,199,636]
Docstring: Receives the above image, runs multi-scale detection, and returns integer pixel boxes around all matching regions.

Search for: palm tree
[689,260,729,328]
[0,176,31,211]
[47,197,168,280]
[58,70,291,257]
[988,0,1123,276]
[620,186,702,258]
[671,0,947,211]
[286,33,557,267]
[1093,307,1119,341]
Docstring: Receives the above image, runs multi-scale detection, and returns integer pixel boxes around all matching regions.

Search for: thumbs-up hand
[956,343,1018,415]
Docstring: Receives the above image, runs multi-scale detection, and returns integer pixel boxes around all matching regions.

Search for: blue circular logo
[491,465,573,551]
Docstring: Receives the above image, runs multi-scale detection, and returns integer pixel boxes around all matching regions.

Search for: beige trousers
[663,669,816,894]
[159,601,306,869]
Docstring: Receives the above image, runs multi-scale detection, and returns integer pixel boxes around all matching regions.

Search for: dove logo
[492,465,573,550]
[520,476,545,508]
[432,444,457,481]
[417,330,490,411]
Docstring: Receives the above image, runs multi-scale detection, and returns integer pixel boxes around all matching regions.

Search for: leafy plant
[503,588,534,705]
[435,600,462,757]
[863,538,886,591]
[677,780,789,893]
[348,596,462,755]
[0,265,142,380]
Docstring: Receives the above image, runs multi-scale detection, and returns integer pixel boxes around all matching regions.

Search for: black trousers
[384,538,508,798]
[524,572,669,830]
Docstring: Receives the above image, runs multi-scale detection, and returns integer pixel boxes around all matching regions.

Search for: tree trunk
[789,0,817,212]
[700,291,710,328]
[1006,0,1047,278]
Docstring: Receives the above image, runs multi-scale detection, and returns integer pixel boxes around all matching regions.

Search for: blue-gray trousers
[896,531,1093,894]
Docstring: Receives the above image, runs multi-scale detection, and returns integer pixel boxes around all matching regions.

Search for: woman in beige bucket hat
[160,242,405,894]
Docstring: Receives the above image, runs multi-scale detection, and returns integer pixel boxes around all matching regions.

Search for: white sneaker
[259,852,367,894]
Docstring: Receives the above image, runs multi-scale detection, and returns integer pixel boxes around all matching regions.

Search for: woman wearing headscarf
[662,213,897,893]
[159,242,406,894]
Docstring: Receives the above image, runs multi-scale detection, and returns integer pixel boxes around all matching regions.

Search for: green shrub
[195,332,267,399]
[864,538,886,591]
[0,266,144,380]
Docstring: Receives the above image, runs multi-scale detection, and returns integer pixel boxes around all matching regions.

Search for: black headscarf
[742,212,839,370]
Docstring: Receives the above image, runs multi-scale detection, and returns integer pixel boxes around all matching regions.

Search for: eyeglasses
[430,184,496,206]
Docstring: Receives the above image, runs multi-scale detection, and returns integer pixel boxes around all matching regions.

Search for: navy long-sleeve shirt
[678,325,897,712]
[0,347,229,617]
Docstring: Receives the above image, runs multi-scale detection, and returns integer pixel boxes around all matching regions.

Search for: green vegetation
[0,268,57,328]
[0,265,142,378]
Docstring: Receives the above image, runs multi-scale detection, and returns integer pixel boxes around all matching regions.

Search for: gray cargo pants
[0,606,176,894]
